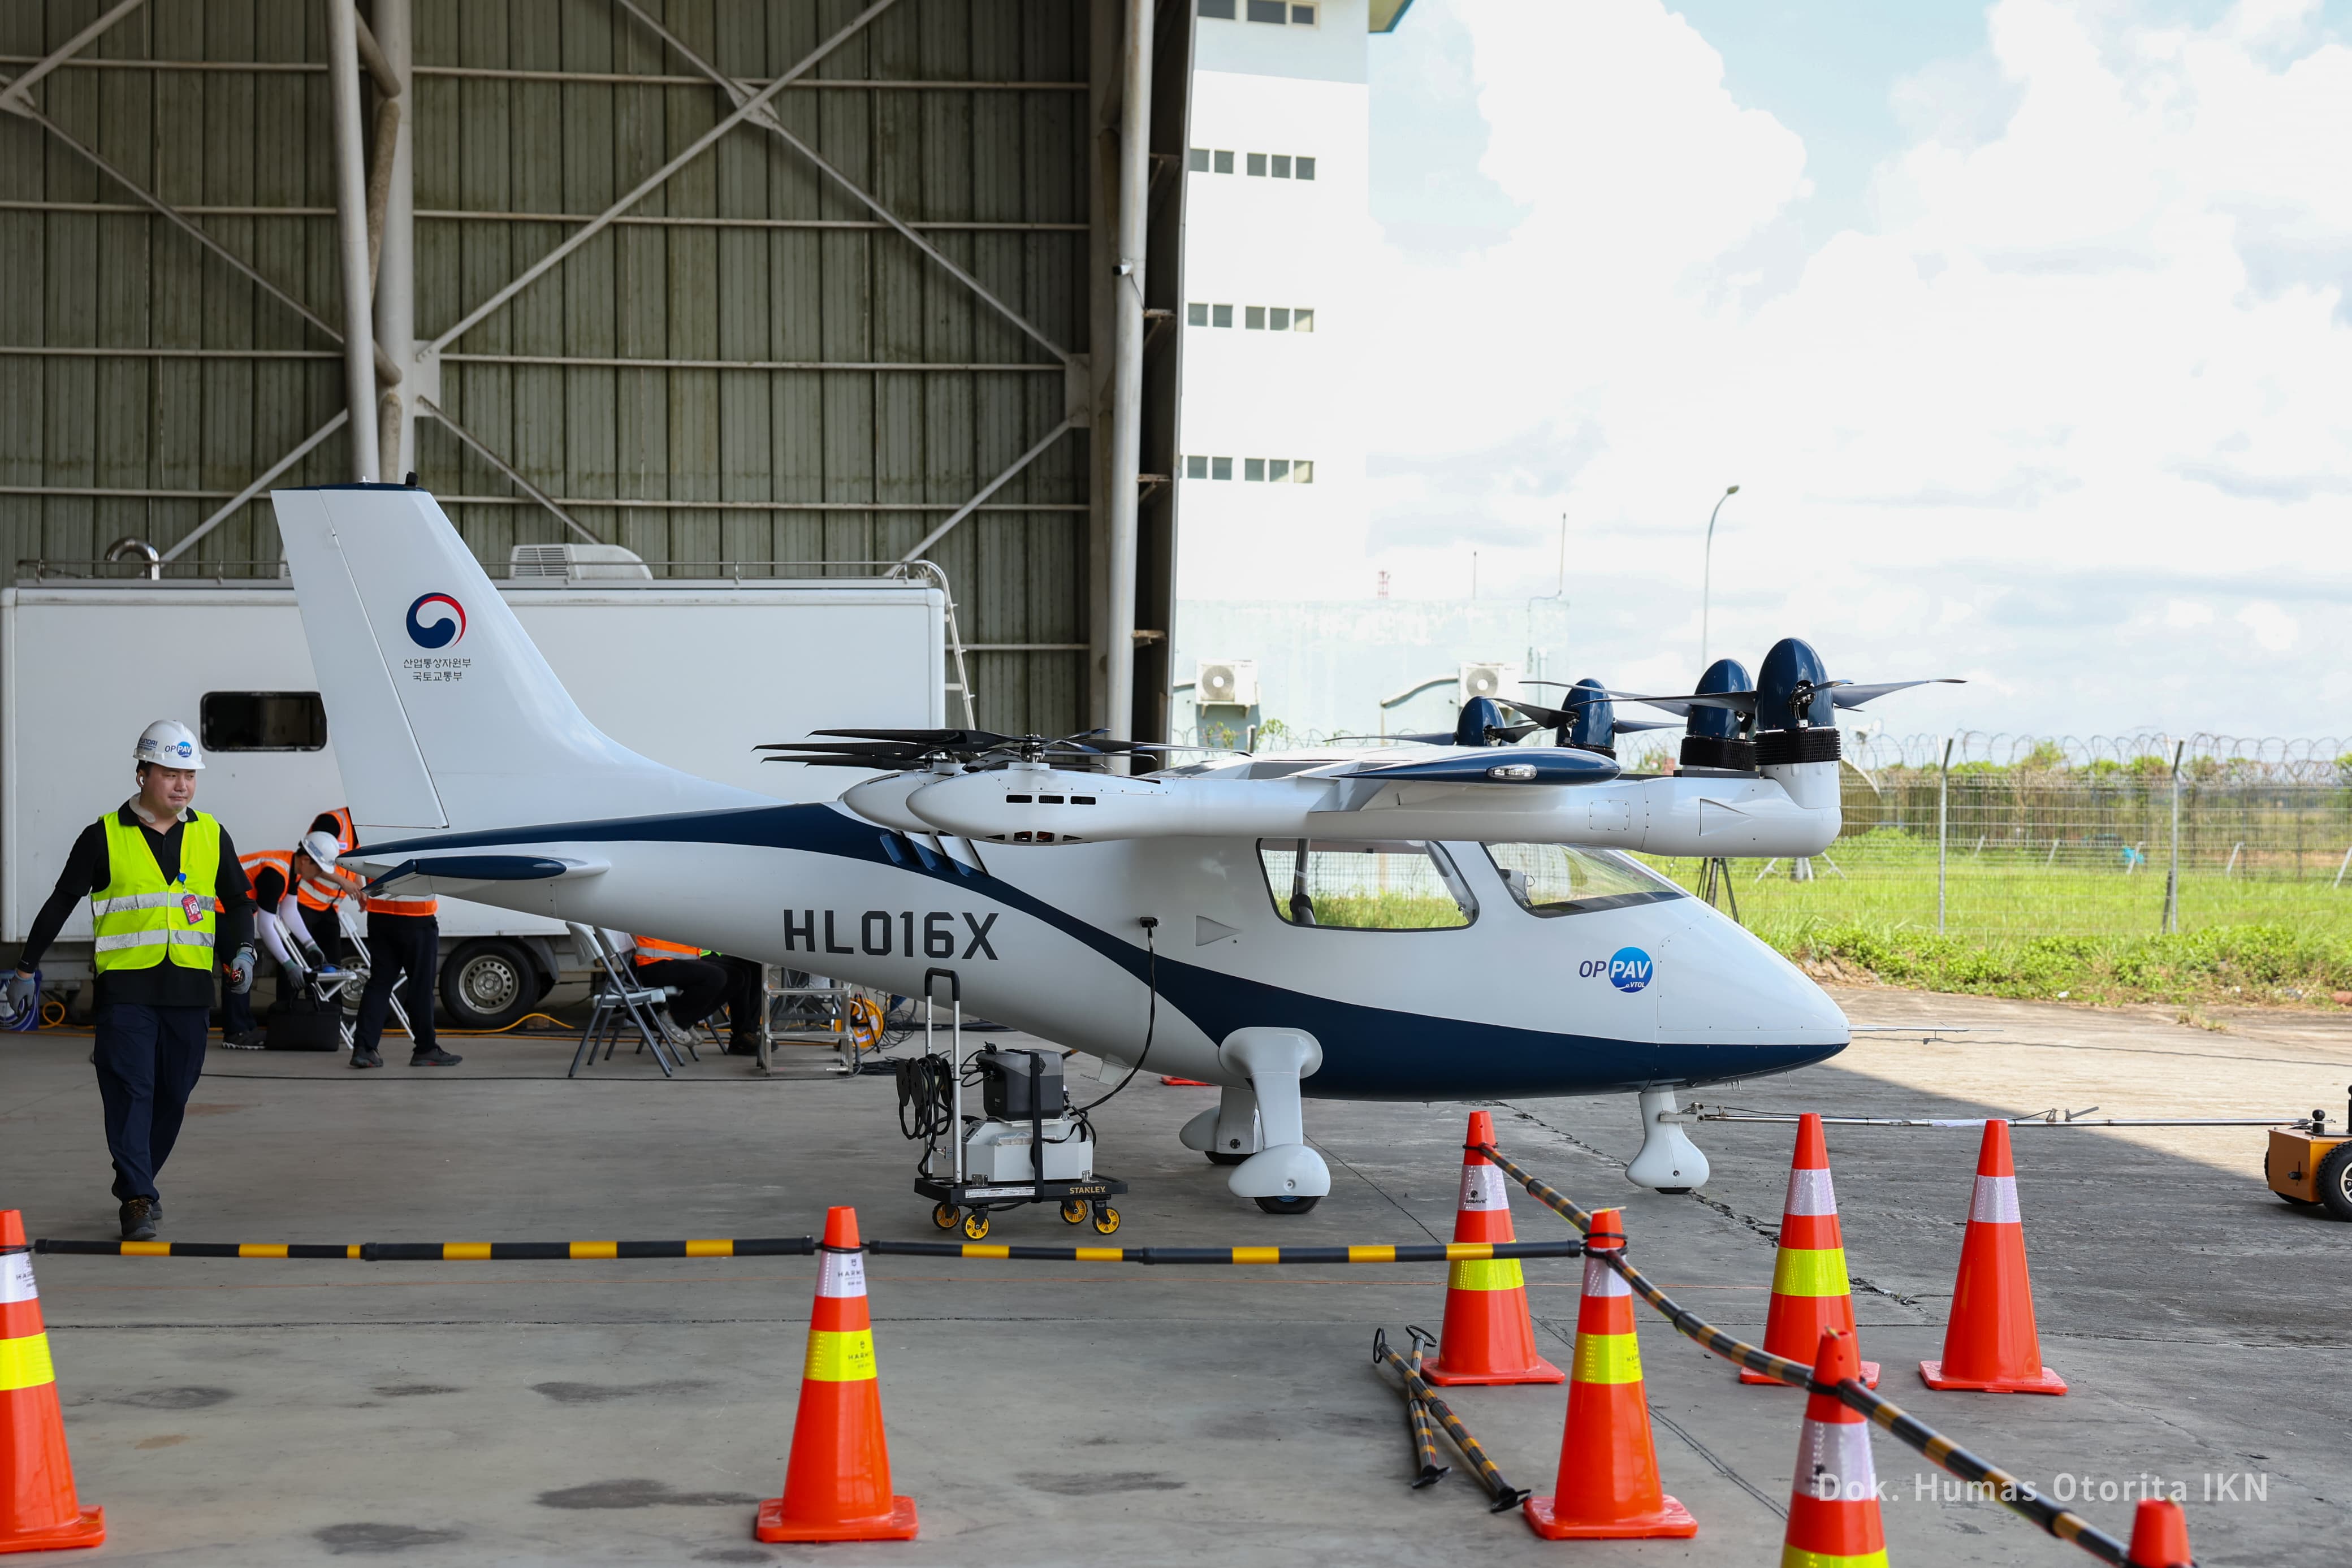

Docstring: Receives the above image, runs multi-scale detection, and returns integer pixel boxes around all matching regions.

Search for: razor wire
[1473,1142,2139,1567]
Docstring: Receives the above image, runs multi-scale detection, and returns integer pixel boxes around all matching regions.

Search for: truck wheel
[2318,1143,2352,1222]
[441,939,539,1030]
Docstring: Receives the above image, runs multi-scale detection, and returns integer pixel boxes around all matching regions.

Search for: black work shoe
[725,1039,760,1057]
[119,1197,158,1242]
[410,1046,463,1067]
[349,1046,383,1069]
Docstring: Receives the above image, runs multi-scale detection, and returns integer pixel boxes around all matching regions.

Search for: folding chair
[567,925,688,1077]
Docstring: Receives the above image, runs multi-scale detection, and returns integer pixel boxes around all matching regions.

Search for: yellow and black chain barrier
[1401,1325,1450,1488]
[1373,1328,1527,1512]
[1475,1142,2137,1566]
[35,1236,1583,1268]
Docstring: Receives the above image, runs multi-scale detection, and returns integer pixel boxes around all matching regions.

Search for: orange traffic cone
[1782,1327,1887,1568]
[2126,1497,2193,1566]
[1742,1113,1879,1388]
[1918,1120,2067,1394]
[1423,1111,1562,1386]
[755,1207,918,1543]
[1522,1209,1697,1540]
[2,1212,105,1553]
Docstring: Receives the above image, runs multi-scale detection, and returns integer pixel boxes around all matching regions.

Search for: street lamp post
[1699,484,1740,670]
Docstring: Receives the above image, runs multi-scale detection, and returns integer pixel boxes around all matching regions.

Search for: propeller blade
[811,727,1022,749]
[1611,717,1680,733]
[1828,678,1965,708]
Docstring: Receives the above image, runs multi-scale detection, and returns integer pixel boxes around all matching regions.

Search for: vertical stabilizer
[273,485,765,834]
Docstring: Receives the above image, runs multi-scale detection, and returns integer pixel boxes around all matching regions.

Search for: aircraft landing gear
[1216,1029,1331,1214]
[1626,1087,1710,1193]
[1180,1085,1263,1165]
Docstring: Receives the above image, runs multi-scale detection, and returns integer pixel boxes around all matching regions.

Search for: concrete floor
[3,991,2347,1566]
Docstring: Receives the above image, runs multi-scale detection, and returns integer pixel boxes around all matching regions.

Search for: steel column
[1102,0,1154,748]
[372,0,417,478]
[325,0,381,480]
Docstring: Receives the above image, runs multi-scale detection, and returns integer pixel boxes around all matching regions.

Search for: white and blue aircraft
[271,485,1956,1213]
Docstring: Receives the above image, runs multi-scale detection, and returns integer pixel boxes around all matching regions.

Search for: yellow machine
[2265,1090,2352,1220]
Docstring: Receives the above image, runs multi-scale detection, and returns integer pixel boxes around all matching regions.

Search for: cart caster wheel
[1091,1204,1121,1235]
[962,1210,992,1240]
[1254,1195,1320,1216]
[932,1202,961,1230]
[1060,1197,1089,1224]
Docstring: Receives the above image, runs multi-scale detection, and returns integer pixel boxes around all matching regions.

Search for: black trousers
[220,963,257,1036]
[638,955,763,1042]
[94,1002,209,1201]
[355,912,437,1052]
[297,900,344,967]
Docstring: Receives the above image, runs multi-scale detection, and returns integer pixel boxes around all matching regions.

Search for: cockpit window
[1257,839,1476,929]
[1482,843,1687,917]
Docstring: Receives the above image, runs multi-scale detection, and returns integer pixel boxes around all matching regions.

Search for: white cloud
[1360,0,2352,736]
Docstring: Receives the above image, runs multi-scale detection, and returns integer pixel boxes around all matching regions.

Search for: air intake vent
[509,543,652,582]
[1754,727,1841,766]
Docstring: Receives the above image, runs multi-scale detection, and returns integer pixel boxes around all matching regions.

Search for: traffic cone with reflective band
[1781,1327,1886,1568]
[1423,1111,1563,1386]
[1523,1209,1697,1540]
[1918,1120,2066,1394]
[2125,1497,2193,1567]
[755,1207,918,1543]
[1743,1113,1879,1388]
[1,1212,104,1553]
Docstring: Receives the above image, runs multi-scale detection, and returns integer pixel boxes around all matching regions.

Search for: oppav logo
[406,592,466,649]
[174,739,192,758]
[1607,946,1653,993]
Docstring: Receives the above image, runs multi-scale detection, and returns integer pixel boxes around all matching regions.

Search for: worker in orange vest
[632,935,763,1056]
[312,806,461,1069]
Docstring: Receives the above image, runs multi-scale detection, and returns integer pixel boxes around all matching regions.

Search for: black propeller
[759,726,1238,771]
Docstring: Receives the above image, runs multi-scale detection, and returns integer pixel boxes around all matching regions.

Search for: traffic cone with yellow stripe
[1918,1120,2067,1394]
[1742,1113,1879,1388]
[1522,1208,1697,1539]
[2125,1497,2193,1566]
[1423,1111,1563,1386]
[1,1211,105,1553]
[1781,1327,1887,1568]
[755,1207,918,1543]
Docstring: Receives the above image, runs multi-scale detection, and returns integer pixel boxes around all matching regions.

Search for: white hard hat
[297,830,341,871]
[133,719,204,770]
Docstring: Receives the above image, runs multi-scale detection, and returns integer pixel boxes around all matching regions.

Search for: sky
[1360,0,2352,743]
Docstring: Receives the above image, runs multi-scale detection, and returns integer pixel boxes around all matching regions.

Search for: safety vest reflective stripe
[634,937,702,964]
[1445,1257,1527,1293]
[93,929,216,952]
[0,1331,55,1392]
[90,891,188,916]
[1771,1246,1854,1298]
[802,1328,877,1383]
[1571,1329,1643,1385]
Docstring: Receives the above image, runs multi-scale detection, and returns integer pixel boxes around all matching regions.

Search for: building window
[1269,307,1290,331]
[1259,839,1477,930]
[1291,2,1318,21]
[1214,149,1234,174]
[1245,306,1266,330]
[1187,302,1209,326]
[1212,457,1233,480]
[1272,155,1291,179]
[1246,0,1286,20]
[1186,455,1208,479]
[1296,155,1316,180]
[1244,458,1266,482]
[1268,459,1291,482]
[1188,148,1210,172]
[1293,460,1313,483]
[1293,307,1314,332]
[1212,303,1233,327]
[1246,152,1268,177]
[201,691,327,752]
[1198,0,1237,16]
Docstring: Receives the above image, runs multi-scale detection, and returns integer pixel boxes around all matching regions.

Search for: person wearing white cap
[8,721,256,1240]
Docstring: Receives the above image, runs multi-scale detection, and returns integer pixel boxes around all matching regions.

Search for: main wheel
[1205,1150,1248,1167]
[1091,1204,1121,1235]
[440,938,541,1029]
[1253,1195,1320,1216]
[932,1202,960,1231]
[2318,1143,2352,1222]
[1060,1197,1088,1225]
[961,1210,991,1240]
[2267,1148,2320,1205]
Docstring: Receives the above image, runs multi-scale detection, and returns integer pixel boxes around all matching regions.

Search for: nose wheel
[1254,1195,1320,1216]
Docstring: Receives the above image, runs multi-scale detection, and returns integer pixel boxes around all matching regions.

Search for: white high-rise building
[1175,0,1409,603]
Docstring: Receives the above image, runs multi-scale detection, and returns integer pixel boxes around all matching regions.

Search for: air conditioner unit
[1195,659,1259,708]
[509,543,653,582]
[1459,662,1521,704]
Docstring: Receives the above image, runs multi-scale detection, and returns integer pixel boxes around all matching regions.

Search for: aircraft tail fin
[272,485,763,835]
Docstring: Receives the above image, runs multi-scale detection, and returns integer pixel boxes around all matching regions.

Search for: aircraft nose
[1653,902,1849,1052]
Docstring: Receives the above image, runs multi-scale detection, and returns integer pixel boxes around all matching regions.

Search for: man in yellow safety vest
[7,721,256,1240]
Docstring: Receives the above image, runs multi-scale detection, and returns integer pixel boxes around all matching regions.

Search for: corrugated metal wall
[1,0,1104,734]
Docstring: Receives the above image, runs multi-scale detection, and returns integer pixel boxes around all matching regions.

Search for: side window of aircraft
[1483,843,1686,917]
[1257,839,1476,930]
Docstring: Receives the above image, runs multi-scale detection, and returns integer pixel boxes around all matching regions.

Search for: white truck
[1,552,947,1026]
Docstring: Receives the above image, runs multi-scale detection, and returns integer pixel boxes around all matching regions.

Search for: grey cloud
[2172,462,2352,504]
